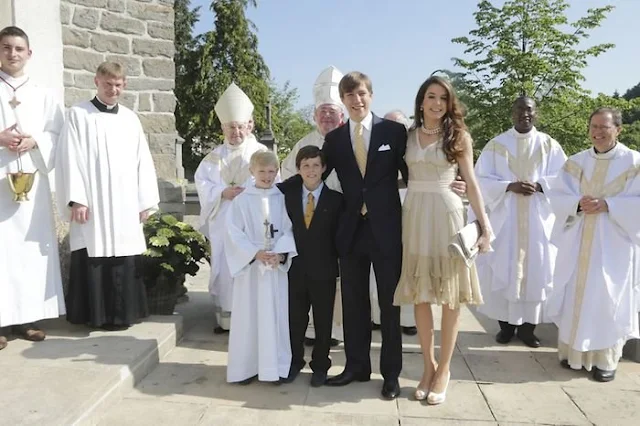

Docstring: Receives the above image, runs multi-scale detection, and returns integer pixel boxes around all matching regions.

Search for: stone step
[0,315,183,426]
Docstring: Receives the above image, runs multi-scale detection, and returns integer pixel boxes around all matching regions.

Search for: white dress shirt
[348,112,373,152]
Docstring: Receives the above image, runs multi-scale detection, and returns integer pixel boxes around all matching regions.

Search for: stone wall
[60,0,184,213]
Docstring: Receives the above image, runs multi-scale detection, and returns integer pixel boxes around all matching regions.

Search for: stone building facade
[1,0,184,213]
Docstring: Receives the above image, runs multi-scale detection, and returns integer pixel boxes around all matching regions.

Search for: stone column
[0,1,12,29]
[0,0,65,99]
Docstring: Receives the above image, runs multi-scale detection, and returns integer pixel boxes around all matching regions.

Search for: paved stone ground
[97,262,640,426]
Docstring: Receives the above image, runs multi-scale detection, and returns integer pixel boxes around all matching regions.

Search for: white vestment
[0,73,65,326]
[281,129,341,192]
[55,101,160,257]
[547,143,640,370]
[371,188,415,326]
[472,128,567,325]
[224,185,297,382]
[194,137,267,313]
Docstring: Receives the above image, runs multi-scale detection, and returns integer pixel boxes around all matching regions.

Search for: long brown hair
[412,76,467,163]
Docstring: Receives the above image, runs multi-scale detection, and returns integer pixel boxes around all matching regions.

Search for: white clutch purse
[448,220,481,267]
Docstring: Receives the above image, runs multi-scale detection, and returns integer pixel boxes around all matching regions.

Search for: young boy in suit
[278,145,344,387]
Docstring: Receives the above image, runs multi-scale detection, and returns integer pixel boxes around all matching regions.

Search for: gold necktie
[304,192,314,228]
[354,123,368,215]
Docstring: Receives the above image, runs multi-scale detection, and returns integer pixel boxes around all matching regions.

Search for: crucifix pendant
[8,95,20,109]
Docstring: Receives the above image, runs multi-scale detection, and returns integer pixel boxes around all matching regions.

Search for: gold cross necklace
[0,74,29,108]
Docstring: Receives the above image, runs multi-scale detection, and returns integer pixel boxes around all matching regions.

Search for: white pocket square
[378,144,391,152]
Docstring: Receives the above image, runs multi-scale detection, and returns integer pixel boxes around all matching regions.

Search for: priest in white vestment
[472,97,567,347]
[280,66,345,345]
[547,107,640,382]
[224,151,297,384]
[195,83,267,334]
[55,62,160,329]
[0,26,65,349]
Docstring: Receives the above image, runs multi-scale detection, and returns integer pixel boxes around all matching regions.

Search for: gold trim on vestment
[485,136,549,299]
[562,159,583,182]
[568,159,637,347]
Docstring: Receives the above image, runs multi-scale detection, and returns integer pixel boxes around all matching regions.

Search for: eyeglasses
[224,124,248,131]
[589,124,616,131]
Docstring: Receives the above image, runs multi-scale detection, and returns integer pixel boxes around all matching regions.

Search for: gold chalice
[7,171,36,202]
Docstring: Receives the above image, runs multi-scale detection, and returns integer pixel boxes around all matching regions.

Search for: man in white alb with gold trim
[473,97,566,347]
[195,83,267,334]
[281,66,345,346]
[547,107,640,382]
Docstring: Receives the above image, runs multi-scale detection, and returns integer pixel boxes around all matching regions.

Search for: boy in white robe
[473,97,567,347]
[0,26,65,349]
[194,83,267,334]
[55,62,160,330]
[224,151,297,384]
[547,107,640,382]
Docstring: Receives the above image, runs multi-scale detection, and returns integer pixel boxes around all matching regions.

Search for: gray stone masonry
[61,0,184,215]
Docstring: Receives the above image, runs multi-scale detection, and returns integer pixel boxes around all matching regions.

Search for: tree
[174,1,313,175]
[452,0,615,155]
[174,0,202,173]
[267,82,315,160]
[622,82,640,124]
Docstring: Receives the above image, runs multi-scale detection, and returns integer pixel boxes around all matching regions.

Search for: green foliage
[452,0,615,155]
[621,82,640,124]
[141,213,210,287]
[267,81,315,161]
[174,0,313,174]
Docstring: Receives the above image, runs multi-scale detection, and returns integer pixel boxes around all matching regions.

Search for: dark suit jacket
[277,180,344,281]
[323,114,408,256]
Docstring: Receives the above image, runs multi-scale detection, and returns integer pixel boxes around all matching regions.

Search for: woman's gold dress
[393,131,483,308]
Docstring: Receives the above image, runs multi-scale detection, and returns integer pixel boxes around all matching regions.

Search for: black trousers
[340,217,402,380]
[66,249,148,327]
[499,321,536,336]
[289,271,336,373]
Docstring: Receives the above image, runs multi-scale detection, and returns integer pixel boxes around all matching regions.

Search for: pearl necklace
[420,124,442,135]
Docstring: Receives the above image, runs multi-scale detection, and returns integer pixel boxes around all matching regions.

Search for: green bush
[141,213,210,286]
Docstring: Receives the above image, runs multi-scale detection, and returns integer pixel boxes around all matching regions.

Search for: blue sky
[191,0,639,117]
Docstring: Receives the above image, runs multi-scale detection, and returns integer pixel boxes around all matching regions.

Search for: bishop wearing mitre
[194,82,267,334]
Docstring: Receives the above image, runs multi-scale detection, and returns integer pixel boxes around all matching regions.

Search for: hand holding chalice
[2,124,36,202]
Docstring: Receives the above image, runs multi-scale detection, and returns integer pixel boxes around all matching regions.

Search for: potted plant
[142,213,210,314]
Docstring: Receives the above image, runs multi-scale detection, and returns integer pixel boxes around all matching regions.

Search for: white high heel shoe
[414,387,428,401]
[427,371,450,405]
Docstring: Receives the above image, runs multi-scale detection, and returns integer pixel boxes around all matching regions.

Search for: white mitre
[215,82,254,124]
[313,65,344,108]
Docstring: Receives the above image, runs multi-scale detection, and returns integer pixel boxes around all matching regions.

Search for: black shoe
[214,326,229,335]
[304,337,315,347]
[281,363,304,384]
[326,370,370,386]
[371,322,381,330]
[329,338,341,347]
[100,324,129,331]
[236,374,258,385]
[495,330,514,344]
[560,359,572,370]
[593,367,616,382]
[517,332,541,348]
[310,371,328,387]
[381,379,401,399]
[402,326,418,336]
